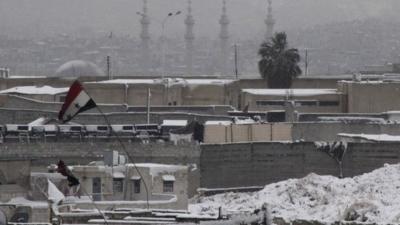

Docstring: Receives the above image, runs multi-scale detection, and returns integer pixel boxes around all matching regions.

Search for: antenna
[305,49,308,76]
[106,55,112,80]
[234,44,239,79]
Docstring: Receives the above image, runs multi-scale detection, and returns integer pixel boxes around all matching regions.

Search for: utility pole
[234,44,239,79]
[146,88,151,124]
[305,49,308,76]
[107,55,112,80]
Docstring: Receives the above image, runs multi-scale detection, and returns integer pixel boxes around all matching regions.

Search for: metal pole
[107,55,111,80]
[161,22,166,79]
[305,49,308,76]
[146,87,151,124]
[234,44,238,79]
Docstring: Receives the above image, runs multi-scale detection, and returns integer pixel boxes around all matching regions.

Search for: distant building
[71,163,190,210]
[240,88,344,113]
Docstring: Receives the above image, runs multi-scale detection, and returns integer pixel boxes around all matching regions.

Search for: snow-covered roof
[162,120,188,126]
[130,163,187,177]
[242,89,338,96]
[205,121,232,126]
[89,79,162,85]
[318,116,387,124]
[0,85,68,95]
[5,197,48,208]
[86,78,234,86]
[180,79,234,85]
[7,75,47,79]
[338,133,400,142]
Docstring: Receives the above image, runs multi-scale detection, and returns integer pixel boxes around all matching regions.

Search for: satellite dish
[9,207,30,223]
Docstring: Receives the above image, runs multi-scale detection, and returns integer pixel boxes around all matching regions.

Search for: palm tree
[258,32,302,88]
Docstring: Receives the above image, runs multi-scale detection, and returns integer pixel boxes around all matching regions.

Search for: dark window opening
[133,179,141,193]
[122,126,133,130]
[17,126,29,131]
[163,181,174,193]
[97,126,108,131]
[113,179,123,193]
[256,100,285,106]
[319,101,339,106]
[296,100,318,106]
[70,126,82,131]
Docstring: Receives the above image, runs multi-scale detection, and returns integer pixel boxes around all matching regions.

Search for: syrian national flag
[58,80,96,123]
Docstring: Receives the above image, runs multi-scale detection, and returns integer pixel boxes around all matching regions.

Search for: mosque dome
[55,60,106,77]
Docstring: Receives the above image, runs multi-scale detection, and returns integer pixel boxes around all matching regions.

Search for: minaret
[219,0,230,76]
[140,0,151,73]
[265,0,275,40]
[184,0,195,76]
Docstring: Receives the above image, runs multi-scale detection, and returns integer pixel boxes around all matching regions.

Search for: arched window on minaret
[219,0,230,76]
[265,0,275,41]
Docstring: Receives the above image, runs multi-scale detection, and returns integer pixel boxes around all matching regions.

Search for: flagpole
[95,105,151,210]
[58,80,150,210]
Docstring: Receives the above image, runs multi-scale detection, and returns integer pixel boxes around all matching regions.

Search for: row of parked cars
[0,120,188,139]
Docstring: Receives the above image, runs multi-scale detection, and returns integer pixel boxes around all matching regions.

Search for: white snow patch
[205,121,232,126]
[47,179,65,205]
[242,89,338,96]
[5,197,48,208]
[162,120,188,126]
[0,85,68,95]
[130,163,187,177]
[318,116,387,124]
[189,163,400,224]
[338,133,400,142]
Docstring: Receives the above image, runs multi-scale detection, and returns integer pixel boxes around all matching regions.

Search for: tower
[219,0,230,76]
[184,0,195,76]
[265,0,275,40]
[140,0,151,74]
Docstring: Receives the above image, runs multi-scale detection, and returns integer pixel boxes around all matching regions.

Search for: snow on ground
[189,163,400,224]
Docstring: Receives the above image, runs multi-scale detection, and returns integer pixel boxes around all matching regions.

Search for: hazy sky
[0,0,399,39]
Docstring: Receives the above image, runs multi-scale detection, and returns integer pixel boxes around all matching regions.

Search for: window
[59,95,66,103]
[98,126,108,131]
[122,126,133,131]
[17,126,29,131]
[70,126,82,131]
[256,100,285,106]
[113,179,123,193]
[133,179,141,193]
[163,181,174,193]
[295,100,318,106]
[319,101,339,106]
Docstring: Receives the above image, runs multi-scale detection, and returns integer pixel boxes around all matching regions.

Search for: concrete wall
[340,81,400,113]
[200,142,400,188]
[203,123,292,144]
[292,122,400,142]
[240,90,344,113]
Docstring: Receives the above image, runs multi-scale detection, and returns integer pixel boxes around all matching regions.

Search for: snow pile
[318,116,387,124]
[338,133,400,142]
[190,163,400,224]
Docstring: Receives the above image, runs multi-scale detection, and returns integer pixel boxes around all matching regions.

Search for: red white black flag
[58,80,96,123]
[57,160,80,187]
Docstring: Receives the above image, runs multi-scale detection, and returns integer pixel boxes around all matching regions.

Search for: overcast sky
[0,0,399,39]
